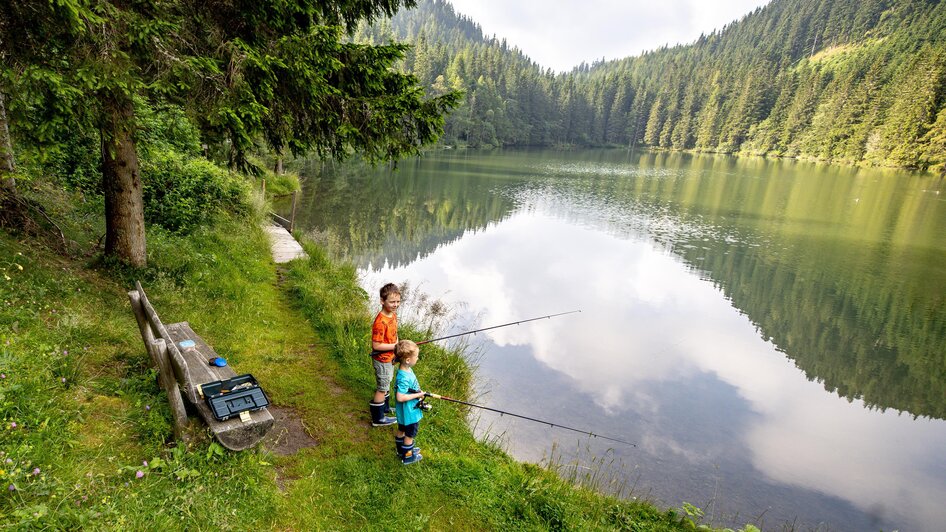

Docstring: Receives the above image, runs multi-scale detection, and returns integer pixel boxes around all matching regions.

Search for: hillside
[361,0,946,170]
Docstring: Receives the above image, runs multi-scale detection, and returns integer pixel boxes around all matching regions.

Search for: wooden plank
[164,322,235,402]
[134,281,191,391]
[193,400,274,452]
[263,223,307,263]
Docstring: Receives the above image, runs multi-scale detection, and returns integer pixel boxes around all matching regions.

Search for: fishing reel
[409,389,432,412]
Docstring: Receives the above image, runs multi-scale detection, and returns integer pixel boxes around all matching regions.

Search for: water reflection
[296,150,946,531]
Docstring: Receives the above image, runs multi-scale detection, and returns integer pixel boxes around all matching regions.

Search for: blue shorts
[398,422,419,439]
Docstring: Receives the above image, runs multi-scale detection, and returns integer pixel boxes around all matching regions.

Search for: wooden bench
[128,281,274,450]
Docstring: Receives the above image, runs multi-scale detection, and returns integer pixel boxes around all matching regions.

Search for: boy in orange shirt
[369,283,400,426]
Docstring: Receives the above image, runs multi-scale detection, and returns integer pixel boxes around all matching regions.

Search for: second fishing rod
[409,389,637,448]
[370,310,581,357]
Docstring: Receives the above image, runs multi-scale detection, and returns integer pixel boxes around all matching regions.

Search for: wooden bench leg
[150,338,190,440]
[129,291,190,440]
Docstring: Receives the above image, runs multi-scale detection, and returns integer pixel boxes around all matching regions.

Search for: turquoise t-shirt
[395,367,424,426]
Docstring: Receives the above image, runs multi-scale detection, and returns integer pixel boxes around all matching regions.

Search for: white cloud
[445,0,771,71]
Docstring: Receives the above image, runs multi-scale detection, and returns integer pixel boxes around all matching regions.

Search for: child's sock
[395,435,405,457]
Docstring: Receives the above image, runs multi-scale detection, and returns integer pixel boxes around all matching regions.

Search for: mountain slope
[361,0,946,170]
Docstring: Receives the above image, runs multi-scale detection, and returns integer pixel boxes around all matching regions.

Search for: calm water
[288,150,946,531]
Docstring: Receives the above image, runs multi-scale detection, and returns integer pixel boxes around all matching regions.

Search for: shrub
[141,150,251,233]
[137,104,203,158]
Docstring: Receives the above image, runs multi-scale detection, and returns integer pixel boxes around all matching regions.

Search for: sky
[445,0,772,72]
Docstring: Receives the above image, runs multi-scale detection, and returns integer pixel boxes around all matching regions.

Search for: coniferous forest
[359,0,946,171]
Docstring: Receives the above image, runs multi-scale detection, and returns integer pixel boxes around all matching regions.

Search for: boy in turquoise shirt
[393,340,426,465]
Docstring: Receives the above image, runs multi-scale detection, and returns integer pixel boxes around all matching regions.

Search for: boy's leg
[395,429,405,457]
[369,360,396,426]
[369,401,394,426]
[384,392,395,415]
[401,423,421,464]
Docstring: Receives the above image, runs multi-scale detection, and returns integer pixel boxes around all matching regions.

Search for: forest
[0,0,458,265]
[360,0,946,170]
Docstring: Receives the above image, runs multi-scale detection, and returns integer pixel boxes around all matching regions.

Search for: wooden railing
[267,189,299,233]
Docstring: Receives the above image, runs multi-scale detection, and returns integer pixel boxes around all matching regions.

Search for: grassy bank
[1,182,711,530]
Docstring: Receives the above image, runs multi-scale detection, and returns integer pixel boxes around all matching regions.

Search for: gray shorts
[373,359,394,393]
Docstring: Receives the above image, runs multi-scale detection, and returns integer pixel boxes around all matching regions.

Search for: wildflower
[32,468,40,476]
[145,405,151,411]
[7,485,13,491]
[1,373,5,379]
[135,471,144,479]
[142,460,148,467]
[4,459,10,464]
[9,422,15,429]
[63,350,69,356]
[61,378,67,383]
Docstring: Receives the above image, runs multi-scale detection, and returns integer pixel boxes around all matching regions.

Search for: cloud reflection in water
[362,204,946,531]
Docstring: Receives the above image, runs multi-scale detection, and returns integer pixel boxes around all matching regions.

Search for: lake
[285,149,946,531]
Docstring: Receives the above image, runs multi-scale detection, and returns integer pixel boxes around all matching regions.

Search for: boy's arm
[372,340,397,352]
[371,319,398,352]
[396,380,424,402]
[396,390,426,402]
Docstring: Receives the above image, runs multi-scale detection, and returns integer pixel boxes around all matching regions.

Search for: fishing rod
[370,310,581,356]
[417,310,582,346]
[421,391,637,448]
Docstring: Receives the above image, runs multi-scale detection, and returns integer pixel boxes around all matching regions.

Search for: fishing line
[417,310,582,345]
[423,392,637,448]
[370,310,581,356]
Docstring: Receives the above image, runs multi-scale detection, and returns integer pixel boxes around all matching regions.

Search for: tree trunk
[0,89,16,194]
[101,96,147,267]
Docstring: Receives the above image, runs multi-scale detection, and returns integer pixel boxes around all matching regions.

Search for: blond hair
[394,339,418,364]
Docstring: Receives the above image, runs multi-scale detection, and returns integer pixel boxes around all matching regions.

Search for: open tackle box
[198,374,270,422]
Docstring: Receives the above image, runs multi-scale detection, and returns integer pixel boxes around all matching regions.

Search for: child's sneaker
[401,451,423,465]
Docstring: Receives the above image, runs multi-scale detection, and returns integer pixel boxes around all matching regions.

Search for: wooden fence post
[289,190,298,233]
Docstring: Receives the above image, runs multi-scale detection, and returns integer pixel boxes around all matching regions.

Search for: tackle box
[200,374,270,421]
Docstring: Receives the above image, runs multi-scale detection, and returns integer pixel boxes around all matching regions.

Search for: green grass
[0,181,718,530]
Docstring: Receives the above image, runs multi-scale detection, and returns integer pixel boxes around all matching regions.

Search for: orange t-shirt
[371,311,397,363]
